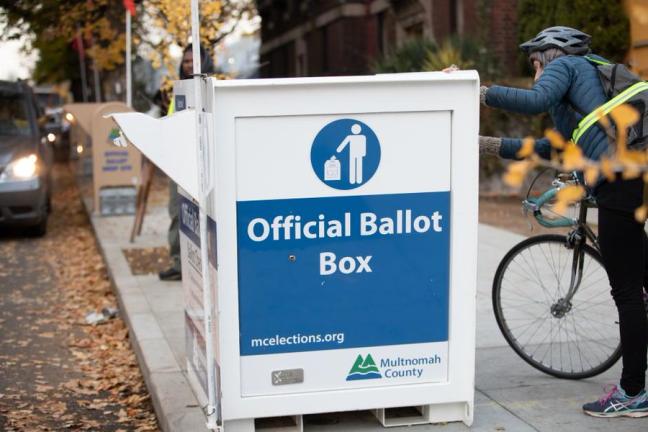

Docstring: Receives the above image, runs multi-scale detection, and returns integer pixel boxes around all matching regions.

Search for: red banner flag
[71,33,85,59]
[123,0,136,16]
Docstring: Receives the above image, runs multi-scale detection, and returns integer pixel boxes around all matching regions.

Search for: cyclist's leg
[644,231,648,295]
[599,204,647,397]
[644,232,648,346]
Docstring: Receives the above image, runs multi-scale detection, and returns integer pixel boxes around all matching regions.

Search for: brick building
[256,0,519,78]
[624,0,648,78]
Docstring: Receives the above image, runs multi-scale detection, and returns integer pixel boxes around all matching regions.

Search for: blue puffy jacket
[486,55,609,162]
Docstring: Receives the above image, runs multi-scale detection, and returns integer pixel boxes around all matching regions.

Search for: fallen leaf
[584,165,599,185]
[545,129,566,149]
[503,160,534,187]
[600,157,616,181]
[554,185,585,215]
[561,143,586,171]
[516,137,535,158]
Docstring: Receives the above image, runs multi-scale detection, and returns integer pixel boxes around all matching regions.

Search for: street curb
[79,197,208,432]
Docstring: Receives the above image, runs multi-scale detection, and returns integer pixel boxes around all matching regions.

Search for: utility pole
[126,10,132,107]
[76,29,88,102]
[92,57,101,102]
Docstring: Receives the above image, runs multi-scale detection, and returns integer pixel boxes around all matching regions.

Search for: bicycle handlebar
[523,188,577,228]
[522,172,598,229]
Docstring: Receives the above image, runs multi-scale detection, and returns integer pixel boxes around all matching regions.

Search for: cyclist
[477,26,648,418]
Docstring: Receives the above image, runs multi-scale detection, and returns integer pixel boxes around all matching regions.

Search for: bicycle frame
[522,175,600,315]
[562,202,599,308]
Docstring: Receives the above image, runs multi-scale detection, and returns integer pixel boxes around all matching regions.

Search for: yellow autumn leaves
[504,103,648,222]
[143,1,257,79]
[145,0,227,75]
[57,0,127,71]
[55,0,250,76]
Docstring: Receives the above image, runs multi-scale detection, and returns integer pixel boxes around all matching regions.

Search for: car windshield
[37,93,62,110]
[0,95,32,136]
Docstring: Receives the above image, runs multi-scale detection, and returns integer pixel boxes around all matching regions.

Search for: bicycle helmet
[520,26,591,55]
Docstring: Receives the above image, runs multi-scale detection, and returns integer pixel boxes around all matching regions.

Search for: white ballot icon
[324,156,341,181]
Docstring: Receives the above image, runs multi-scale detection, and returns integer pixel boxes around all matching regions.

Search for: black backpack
[571,55,648,150]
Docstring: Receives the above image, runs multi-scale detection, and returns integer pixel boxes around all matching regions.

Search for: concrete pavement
[87,204,645,432]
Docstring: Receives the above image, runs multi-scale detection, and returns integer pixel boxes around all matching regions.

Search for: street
[0,163,157,431]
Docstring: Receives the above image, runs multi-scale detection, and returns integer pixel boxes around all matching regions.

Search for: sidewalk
[88,204,644,432]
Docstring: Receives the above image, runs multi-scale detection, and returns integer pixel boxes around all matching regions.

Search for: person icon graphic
[336,124,367,184]
[310,118,380,190]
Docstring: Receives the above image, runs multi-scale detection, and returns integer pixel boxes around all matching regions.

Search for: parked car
[34,85,70,161]
[0,81,53,236]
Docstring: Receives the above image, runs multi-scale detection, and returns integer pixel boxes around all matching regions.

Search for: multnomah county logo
[108,127,127,147]
[346,354,382,381]
[108,128,121,142]
[311,119,381,190]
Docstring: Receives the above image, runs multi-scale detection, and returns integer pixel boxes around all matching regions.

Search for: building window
[321,25,329,74]
[377,11,385,55]
[451,0,464,35]
[450,0,458,34]
[405,22,424,40]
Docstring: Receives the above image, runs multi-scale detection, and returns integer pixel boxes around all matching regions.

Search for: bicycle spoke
[570,309,618,344]
[505,257,554,306]
[575,284,612,306]
[498,272,542,298]
[520,248,554,297]
[577,274,609,295]
[573,298,614,311]
[562,315,616,365]
[564,313,603,370]
[531,318,559,362]
[568,312,591,371]
[498,293,547,307]
[557,242,570,285]
[537,241,560,289]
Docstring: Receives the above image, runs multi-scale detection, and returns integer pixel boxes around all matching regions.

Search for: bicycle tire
[492,234,622,379]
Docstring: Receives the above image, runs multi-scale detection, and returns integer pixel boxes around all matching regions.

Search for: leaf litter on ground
[0,164,158,431]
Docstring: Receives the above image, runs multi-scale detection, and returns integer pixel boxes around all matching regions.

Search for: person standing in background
[159,44,215,281]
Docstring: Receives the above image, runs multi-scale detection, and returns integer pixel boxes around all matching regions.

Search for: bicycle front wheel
[493,234,622,379]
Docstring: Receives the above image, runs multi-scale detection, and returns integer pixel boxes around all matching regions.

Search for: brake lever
[522,200,535,232]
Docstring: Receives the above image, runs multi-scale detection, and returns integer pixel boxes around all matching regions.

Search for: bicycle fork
[550,245,584,318]
[551,204,593,319]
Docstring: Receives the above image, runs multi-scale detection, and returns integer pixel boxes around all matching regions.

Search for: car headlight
[0,154,39,182]
[47,132,57,143]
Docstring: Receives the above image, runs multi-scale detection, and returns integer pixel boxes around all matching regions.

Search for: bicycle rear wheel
[493,234,622,379]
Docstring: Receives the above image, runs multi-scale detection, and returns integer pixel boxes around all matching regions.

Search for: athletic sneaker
[582,385,648,418]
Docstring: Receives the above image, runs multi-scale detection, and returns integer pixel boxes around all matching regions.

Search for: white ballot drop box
[64,102,141,215]
[111,71,479,431]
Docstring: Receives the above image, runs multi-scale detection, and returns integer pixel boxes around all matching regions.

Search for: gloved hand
[479,135,501,156]
[442,64,460,73]
[480,86,489,106]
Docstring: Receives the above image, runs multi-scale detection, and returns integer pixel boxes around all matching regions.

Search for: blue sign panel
[237,191,450,356]
[311,119,381,190]
[179,194,217,267]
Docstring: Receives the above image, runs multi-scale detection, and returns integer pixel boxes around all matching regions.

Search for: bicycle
[492,171,625,379]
